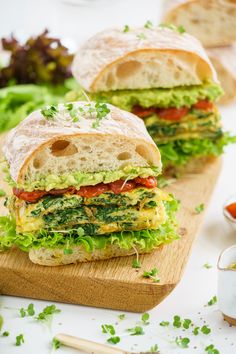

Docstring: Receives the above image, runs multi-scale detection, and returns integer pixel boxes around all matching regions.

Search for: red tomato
[77,183,109,198]
[193,100,213,110]
[135,176,157,188]
[50,187,76,195]
[132,106,156,118]
[156,107,189,121]
[226,203,236,219]
[109,180,136,194]
[13,188,47,203]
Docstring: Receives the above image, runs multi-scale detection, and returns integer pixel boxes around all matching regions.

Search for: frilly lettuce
[158,133,236,167]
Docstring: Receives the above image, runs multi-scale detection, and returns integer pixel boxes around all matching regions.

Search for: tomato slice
[156,107,189,121]
[193,100,213,110]
[50,187,76,195]
[77,183,109,198]
[132,106,156,118]
[13,188,47,203]
[226,202,236,219]
[135,176,157,188]
[109,180,136,194]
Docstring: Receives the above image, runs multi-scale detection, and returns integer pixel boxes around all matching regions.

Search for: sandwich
[162,0,236,47]
[71,25,233,171]
[207,46,236,105]
[0,101,179,266]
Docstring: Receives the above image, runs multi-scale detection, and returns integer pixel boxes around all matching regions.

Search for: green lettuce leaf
[0,78,76,132]
[0,199,179,253]
[158,133,236,167]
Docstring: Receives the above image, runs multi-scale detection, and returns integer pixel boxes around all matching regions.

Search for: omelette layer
[145,110,221,144]
[12,187,170,234]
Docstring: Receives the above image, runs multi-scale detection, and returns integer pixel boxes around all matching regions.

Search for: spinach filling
[0,199,179,253]
[29,189,158,217]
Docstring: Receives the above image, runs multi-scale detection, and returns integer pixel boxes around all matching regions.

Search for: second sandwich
[72,25,233,170]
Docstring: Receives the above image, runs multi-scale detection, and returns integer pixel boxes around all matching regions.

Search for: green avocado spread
[67,81,223,111]
[16,165,161,192]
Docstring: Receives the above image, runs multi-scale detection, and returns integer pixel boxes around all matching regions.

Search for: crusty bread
[3,102,160,185]
[163,0,236,48]
[29,244,150,266]
[72,27,218,92]
[207,46,236,104]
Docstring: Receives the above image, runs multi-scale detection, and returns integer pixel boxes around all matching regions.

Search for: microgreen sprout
[143,268,160,282]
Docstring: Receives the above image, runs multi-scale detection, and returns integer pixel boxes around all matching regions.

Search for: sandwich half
[0,101,179,265]
[71,26,233,171]
[162,0,236,47]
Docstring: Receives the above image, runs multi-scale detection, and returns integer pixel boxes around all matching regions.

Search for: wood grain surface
[0,156,222,312]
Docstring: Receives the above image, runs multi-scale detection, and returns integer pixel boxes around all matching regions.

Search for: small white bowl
[217,245,236,326]
[223,195,236,231]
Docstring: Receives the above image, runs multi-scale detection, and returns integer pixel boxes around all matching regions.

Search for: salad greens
[0,78,77,132]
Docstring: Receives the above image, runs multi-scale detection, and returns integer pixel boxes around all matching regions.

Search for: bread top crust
[3,102,160,184]
[72,26,218,92]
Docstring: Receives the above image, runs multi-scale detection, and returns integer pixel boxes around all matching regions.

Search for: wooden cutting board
[0,158,222,312]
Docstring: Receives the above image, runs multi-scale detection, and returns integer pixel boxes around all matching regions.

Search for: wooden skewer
[55,333,129,354]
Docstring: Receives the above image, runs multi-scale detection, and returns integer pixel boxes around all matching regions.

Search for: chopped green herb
[201,325,211,335]
[175,336,190,348]
[92,103,110,129]
[144,20,153,29]
[127,326,144,336]
[150,344,159,352]
[41,105,58,120]
[20,303,35,317]
[107,336,120,344]
[143,268,160,282]
[0,189,6,197]
[159,321,170,327]
[2,331,9,337]
[52,338,61,350]
[173,315,182,328]
[132,259,141,268]
[137,33,146,40]
[36,304,61,321]
[177,25,186,34]
[193,327,200,335]
[20,308,26,318]
[123,25,130,33]
[15,334,24,346]
[203,263,212,269]
[195,203,205,214]
[141,313,150,325]
[63,248,73,255]
[65,103,79,122]
[118,314,125,320]
[207,296,217,306]
[27,303,35,316]
[205,344,220,354]
[0,315,3,331]
[159,23,186,34]
[101,324,115,336]
[183,319,192,329]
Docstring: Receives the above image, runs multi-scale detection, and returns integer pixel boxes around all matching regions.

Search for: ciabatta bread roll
[162,0,236,47]
[72,26,218,92]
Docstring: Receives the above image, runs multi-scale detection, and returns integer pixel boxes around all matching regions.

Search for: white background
[0,1,236,353]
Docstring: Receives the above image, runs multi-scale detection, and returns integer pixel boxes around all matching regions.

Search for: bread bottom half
[29,244,151,266]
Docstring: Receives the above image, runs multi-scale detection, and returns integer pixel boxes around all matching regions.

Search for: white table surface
[0,1,236,353]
